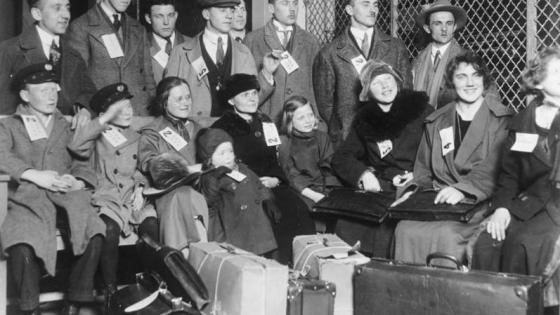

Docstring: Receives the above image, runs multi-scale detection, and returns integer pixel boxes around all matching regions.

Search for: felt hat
[12,62,58,91]
[219,73,260,102]
[196,128,233,163]
[198,0,240,8]
[359,60,403,102]
[90,83,133,114]
[415,0,467,30]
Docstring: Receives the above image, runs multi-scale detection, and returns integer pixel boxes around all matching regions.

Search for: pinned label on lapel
[192,57,209,81]
[101,34,124,59]
[21,115,48,141]
[159,127,188,151]
[351,55,367,75]
[511,132,538,153]
[262,122,281,146]
[377,140,393,159]
[227,170,247,182]
[153,50,169,68]
[439,126,454,156]
[103,127,127,147]
[280,51,299,74]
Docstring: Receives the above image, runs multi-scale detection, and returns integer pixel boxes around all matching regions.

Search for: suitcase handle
[426,252,468,271]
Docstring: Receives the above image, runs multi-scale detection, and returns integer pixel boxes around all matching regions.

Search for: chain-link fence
[306,0,559,112]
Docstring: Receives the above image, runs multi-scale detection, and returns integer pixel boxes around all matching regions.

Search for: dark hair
[521,46,560,100]
[280,96,318,135]
[149,76,190,116]
[444,51,494,90]
[27,0,41,9]
[142,0,177,16]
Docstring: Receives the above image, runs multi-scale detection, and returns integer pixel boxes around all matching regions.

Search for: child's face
[107,99,134,127]
[211,141,236,169]
[291,103,316,133]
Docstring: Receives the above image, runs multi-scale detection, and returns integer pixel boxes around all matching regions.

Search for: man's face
[146,4,178,38]
[423,11,457,46]
[32,0,70,35]
[21,82,59,115]
[269,0,298,26]
[346,0,378,29]
[203,7,234,34]
[105,0,131,13]
[232,0,247,31]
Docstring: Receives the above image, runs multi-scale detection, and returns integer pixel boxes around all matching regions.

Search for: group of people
[2,0,560,314]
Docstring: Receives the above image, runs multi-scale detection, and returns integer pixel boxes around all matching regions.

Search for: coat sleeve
[137,129,162,175]
[66,20,90,66]
[410,126,435,190]
[278,139,312,192]
[313,51,335,124]
[0,121,34,182]
[331,127,369,187]
[69,156,97,189]
[394,40,412,89]
[141,30,157,99]
[68,48,97,112]
[68,118,105,159]
[0,40,18,114]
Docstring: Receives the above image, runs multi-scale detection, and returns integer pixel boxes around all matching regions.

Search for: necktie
[216,36,225,65]
[280,30,291,48]
[361,34,370,57]
[113,14,121,31]
[49,39,61,65]
[433,50,441,71]
[164,37,172,56]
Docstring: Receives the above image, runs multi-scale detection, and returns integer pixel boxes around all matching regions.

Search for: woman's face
[229,89,259,114]
[291,103,316,133]
[368,73,398,105]
[537,57,560,99]
[165,83,192,119]
[452,62,485,105]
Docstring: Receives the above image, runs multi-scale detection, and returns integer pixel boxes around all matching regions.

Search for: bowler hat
[12,62,58,92]
[198,0,240,8]
[415,0,467,30]
[90,83,133,114]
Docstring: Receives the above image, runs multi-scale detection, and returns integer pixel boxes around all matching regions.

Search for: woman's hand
[21,169,71,192]
[392,172,413,187]
[434,186,465,205]
[486,207,511,241]
[260,176,280,188]
[359,171,381,192]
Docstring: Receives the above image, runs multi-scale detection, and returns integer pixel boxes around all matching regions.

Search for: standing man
[230,0,247,42]
[313,0,412,147]
[67,0,156,116]
[0,0,96,123]
[145,0,188,84]
[165,0,278,127]
[244,0,324,126]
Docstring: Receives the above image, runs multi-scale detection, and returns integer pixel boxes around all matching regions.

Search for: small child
[197,128,278,256]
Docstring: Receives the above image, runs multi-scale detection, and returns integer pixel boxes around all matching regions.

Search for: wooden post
[391,0,399,38]
[526,0,537,106]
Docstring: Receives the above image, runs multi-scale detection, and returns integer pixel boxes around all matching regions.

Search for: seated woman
[212,74,315,265]
[473,47,560,308]
[331,60,432,257]
[394,51,514,265]
[138,77,209,251]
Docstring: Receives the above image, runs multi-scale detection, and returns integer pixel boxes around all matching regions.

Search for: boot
[104,284,118,315]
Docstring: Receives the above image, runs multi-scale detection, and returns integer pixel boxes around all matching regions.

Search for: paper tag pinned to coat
[280,51,299,74]
[227,170,247,182]
[351,55,367,75]
[262,122,281,146]
[101,33,124,59]
[103,127,127,147]
[511,132,538,153]
[377,140,393,159]
[192,57,209,81]
[159,127,188,151]
[439,126,454,156]
[21,115,48,141]
[153,49,170,68]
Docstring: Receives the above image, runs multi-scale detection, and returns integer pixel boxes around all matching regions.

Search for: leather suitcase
[287,277,336,315]
[312,189,393,223]
[354,254,543,315]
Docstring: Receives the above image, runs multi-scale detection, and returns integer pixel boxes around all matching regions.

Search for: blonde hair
[280,96,318,135]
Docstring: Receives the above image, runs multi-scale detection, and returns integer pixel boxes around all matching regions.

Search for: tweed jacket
[313,27,412,147]
[165,32,274,127]
[0,105,105,275]
[149,31,188,84]
[67,5,156,116]
[244,21,322,125]
[0,26,97,115]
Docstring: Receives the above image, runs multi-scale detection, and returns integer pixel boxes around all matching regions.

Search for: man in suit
[144,0,188,84]
[230,0,247,42]
[165,0,279,127]
[244,0,324,126]
[0,0,96,125]
[313,0,412,147]
[67,0,156,116]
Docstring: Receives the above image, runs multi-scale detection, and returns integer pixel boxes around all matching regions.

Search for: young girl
[197,128,277,256]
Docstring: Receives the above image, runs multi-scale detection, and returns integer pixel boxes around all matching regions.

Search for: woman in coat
[331,60,433,257]
[394,52,514,265]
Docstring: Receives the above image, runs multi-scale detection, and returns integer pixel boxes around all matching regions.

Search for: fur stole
[212,110,272,137]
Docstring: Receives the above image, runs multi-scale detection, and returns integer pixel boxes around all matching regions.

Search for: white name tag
[511,132,538,153]
[153,49,169,68]
[377,140,393,159]
[227,170,247,182]
[192,57,209,81]
[280,51,299,74]
[101,33,124,59]
[351,55,367,75]
[439,126,454,156]
[21,115,48,141]
[159,127,188,151]
[102,127,127,147]
[262,122,281,146]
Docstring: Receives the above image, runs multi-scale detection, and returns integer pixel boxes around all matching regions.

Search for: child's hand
[60,174,86,191]
[98,99,130,125]
[260,176,280,188]
[130,186,145,212]
[392,172,413,187]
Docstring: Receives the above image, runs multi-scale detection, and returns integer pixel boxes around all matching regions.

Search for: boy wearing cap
[165,0,279,127]
[68,83,159,311]
[0,63,105,315]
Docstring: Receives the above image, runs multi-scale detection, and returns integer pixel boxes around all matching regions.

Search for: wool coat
[313,27,412,147]
[0,105,105,275]
[165,33,274,127]
[244,21,322,126]
[67,5,156,116]
[0,26,97,115]
[149,32,188,84]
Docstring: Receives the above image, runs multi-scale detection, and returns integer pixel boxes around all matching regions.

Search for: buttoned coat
[244,21,322,125]
[165,33,274,127]
[149,32,188,84]
[313,27,412,147]
[0,26,97,115]
[0,106,105,275]
[67,5,156,116]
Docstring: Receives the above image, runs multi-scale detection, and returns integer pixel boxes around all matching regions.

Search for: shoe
[104,284,118,315]
[60,302,79,315]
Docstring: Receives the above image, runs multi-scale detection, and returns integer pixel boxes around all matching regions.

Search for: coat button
[286,88,293,95]
[142,86,147,91]
[113,169,118,174]
[119,183,124,188]
[133,154,137,160]
[255,131,262,137]
[116,150,121,156]
[240,205,248,210]
[197,111,203,116]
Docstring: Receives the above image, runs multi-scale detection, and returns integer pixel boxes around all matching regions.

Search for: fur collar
[354,90,429,142]
[213,110,271,137]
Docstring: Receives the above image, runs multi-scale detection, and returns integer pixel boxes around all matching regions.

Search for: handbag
[312,188,394,223]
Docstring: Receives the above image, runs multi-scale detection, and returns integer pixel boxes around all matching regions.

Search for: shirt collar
[100,2,121,22]
[350,26,374,43]
[272,19,294,32]
[203,28,229,45]
[153,31,176,51]
[431,41,452,56]
[36,25,59,47]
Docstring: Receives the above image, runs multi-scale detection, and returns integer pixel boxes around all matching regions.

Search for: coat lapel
[263,21,284,52]
[20,27,48,65]
[434,105,460,178]
[184,33,210,89]
[88,6,122,67]
[336,29,362,74]
[122,20,141,67]
[454,101,489,166]
[369,27,389,60]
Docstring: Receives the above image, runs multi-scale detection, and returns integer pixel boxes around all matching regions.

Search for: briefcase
[354,254,543,315]
[312,189,393,223]
[287,277,336,315]
[389,190,481,222]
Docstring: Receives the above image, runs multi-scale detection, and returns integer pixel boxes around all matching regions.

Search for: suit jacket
[313,27,412,147]
[0,26,97,115]
[149,31,188,84]
[244,21,321,125]
[67,5,156,116]
[165,32,274,127]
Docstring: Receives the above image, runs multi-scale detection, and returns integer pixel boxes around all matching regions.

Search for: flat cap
[12,62,58,91]
[198,0,240,8]
[90,83,133,114]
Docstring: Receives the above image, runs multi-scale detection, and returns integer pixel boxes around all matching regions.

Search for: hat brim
[143,172,201,196]
[200,1,240,8]
[415,5,467,30]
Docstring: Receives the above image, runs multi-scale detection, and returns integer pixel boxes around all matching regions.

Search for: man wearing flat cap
[165,0,279,127]
[0,63,105,315]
